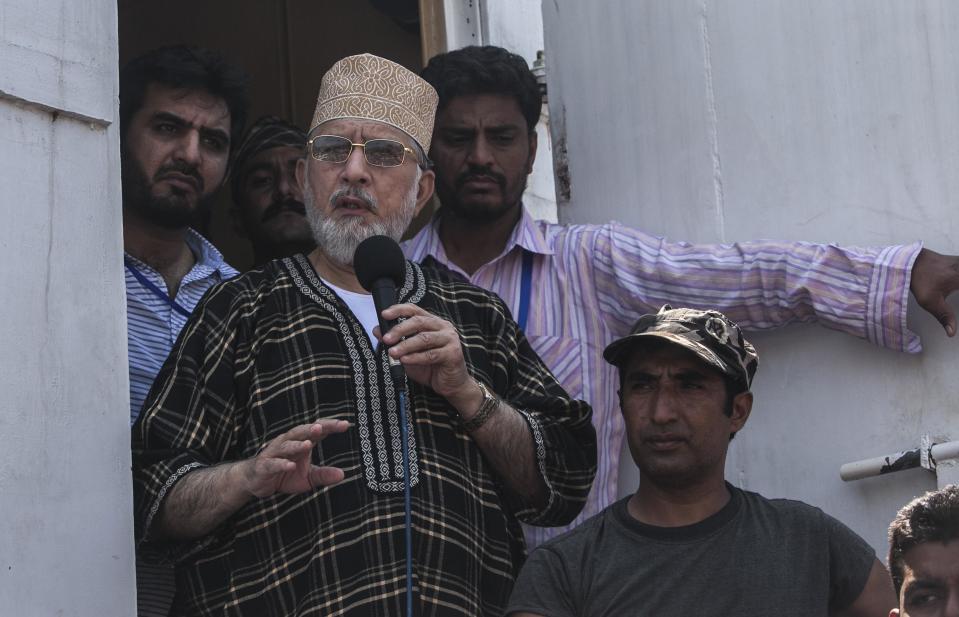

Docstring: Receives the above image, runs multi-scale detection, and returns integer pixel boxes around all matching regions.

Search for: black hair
[119,45,250,149]
[721,376,749,440]
[888,485,959,595]
[420,45,542,133]
[410,140,432,170]
[722,376,748,417]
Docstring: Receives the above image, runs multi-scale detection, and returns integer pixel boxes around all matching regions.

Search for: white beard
[304,173,420,267]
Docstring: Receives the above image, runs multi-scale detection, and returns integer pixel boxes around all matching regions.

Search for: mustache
[329,186,377,212]
[261,198,306,223]
[155,161,203,193]
[455,165,506,190]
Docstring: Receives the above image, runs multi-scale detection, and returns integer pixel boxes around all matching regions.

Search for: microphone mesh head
[353,235,407,292]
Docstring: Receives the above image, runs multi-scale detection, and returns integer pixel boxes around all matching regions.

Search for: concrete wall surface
[0,0,135,614]
[474,0,559,222]
[544,0,958,554]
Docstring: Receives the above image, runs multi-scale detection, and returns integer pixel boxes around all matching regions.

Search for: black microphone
[354,235,407,381]
[355,236,415,615]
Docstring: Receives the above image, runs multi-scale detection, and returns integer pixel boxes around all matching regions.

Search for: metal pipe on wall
[840,438,959,489]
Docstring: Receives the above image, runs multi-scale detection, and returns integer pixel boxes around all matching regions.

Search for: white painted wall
[0,1,135,614]
[543,0,957,555]
[447,0,559,221]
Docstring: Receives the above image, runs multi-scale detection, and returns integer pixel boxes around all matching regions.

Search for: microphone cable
[353,234,416,616]
[398,387,414,617]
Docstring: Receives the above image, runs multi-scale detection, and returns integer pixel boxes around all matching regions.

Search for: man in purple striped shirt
[404,45,959,549]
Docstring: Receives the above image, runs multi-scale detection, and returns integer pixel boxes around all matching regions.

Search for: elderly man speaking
[132,54,596,617]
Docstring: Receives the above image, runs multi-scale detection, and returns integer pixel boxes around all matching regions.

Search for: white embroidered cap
[310,53,438,152]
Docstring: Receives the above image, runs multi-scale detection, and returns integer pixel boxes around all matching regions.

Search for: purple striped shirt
[403,206,922,548]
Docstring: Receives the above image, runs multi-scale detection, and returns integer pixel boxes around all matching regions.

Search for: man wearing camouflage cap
[132,53,595,616]
[230,115,315,267]
[509,306,897,617]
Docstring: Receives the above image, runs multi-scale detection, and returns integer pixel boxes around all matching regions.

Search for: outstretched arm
[155,420,350,541]
[591,223,927,351]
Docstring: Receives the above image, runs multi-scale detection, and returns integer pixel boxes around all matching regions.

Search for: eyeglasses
[307,134,415,168]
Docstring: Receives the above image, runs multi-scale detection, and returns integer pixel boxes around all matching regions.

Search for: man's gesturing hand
[378,303,475,406]
[911,248,959,337]
[241,420,350,499]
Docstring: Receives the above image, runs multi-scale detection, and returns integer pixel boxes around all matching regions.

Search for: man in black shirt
[509,305,897,617]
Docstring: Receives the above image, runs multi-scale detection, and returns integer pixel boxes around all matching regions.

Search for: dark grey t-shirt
[507,486,875,617]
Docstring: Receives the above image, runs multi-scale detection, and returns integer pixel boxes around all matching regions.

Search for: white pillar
[0,0,135,614]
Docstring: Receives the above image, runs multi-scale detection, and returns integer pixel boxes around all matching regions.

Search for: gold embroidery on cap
[311,54,438,152]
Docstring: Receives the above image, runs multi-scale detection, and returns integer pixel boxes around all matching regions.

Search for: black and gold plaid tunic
[133,255,596,616]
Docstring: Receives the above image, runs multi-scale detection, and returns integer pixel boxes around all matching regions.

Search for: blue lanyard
[517,250,534,331]
[124,257,193,318]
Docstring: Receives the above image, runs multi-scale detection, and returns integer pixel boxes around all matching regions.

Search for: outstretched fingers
[263,421,349,456]
[309,465,346,488]
[246,420,352,498]
[280,419,352,445]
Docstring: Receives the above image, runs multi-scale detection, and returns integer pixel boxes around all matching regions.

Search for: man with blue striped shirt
[120,45,248,617]
[121,46,247,425]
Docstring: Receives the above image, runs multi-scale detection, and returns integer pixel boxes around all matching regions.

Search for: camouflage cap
[603,305,759,388]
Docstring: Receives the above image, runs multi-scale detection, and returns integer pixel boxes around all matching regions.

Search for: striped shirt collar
[404,204,555,268]
[125,228,234,282]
